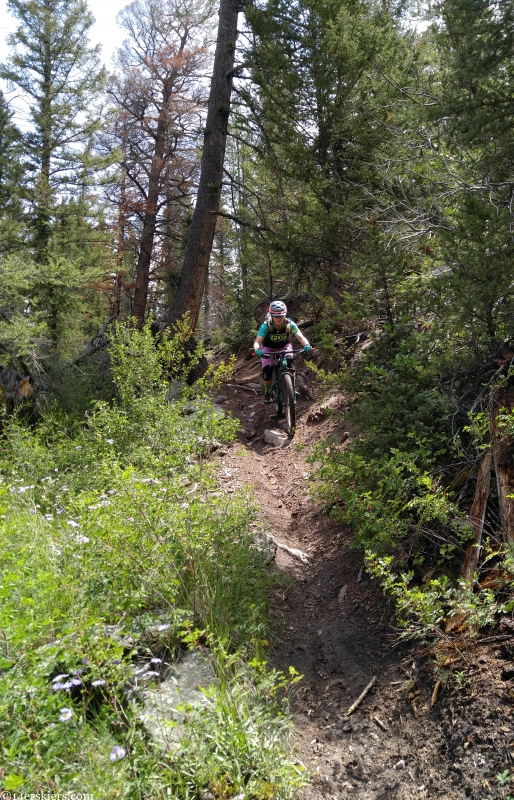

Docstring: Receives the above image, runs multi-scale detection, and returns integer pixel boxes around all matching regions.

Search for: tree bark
[490,385,514,541]
[166,0,240,330]
[460,448,493,584]
[132,102,168,324]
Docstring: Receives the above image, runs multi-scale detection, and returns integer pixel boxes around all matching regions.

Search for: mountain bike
[256,349,305,436]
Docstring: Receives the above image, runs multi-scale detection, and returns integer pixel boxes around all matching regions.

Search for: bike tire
[281,372,296,435]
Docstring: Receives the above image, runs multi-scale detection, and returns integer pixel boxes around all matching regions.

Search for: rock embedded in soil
[138,649,215,750]
[263,428,289,447]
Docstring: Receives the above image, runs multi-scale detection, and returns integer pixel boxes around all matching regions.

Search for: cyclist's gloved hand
[303,344,312,355]
[255,349,263,358]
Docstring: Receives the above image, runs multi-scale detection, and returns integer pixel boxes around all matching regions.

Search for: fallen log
[225,383,258,395]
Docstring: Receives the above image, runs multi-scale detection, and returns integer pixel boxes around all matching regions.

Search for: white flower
[157,623,170,631]
[106,439,114,445]
[75,535,90,544]
[58,707,73,721]
[67,520,79,528]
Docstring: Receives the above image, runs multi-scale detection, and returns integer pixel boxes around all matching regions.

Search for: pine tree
[108,0,214,325]
[0,0,107,260]
[0,90,25,253]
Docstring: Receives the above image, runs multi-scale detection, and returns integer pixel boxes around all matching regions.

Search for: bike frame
[264,349,304,407]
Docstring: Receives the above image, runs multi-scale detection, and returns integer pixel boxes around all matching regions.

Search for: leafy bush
[366,553,501,642]
[312,443,468,563]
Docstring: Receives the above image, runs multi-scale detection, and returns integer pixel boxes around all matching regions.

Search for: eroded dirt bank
[215,356,514,800]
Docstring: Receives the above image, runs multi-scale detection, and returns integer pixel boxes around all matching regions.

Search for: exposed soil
[215,354,514,800]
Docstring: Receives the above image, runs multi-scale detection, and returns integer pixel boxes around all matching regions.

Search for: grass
[0,322,307,798]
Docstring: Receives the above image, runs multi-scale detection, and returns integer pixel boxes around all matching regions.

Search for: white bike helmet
[269,300,287,317]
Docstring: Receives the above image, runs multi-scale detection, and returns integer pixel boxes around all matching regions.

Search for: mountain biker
[253,300,312,406]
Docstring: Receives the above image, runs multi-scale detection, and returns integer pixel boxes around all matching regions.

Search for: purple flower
[70,678,82,686]
[110,745,126,761]
[91,679,106,687]
[52,673,69,683]
[157,623,170,631]
[59,707,73,721]
[150,658,162,664]
[67,520,79,528]
[54,680,74,691]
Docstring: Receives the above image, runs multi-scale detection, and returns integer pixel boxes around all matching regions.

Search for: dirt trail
[215,355,514,800]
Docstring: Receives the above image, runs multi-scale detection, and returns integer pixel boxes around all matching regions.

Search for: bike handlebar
[251,348,315,358]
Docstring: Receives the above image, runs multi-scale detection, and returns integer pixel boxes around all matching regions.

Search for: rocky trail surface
[213,354,514,800]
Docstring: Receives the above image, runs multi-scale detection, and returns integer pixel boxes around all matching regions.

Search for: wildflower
[141,671,160,679]
[49,722,56,728]
[91,679,106,687]
[110,745,126,761]
[106,439,114,445]
[75,535,90,544]
[53,674,70,682]
[75,446,82,450]
[45,514,54,521]
[150,658,162,664]
[70,678,82,686]
[67,520,79,528]
[26,686,37,694]
[157,623,170,631]
[59,707,73,721]
[56,508,64,514]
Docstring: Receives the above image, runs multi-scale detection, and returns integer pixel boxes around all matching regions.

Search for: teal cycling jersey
[258,317,299,349]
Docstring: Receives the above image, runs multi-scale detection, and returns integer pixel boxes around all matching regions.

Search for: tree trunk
[460,448,493,584]
[132,105,168,325]
[166,0,240,330]
[490,385,514,541]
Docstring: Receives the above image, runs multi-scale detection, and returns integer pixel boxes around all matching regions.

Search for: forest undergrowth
[309,317,514,660]
[0,323,306,798]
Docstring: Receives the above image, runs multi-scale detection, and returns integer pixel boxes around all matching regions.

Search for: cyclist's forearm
[295,332,310,347]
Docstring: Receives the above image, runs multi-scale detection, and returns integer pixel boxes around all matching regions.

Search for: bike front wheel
[281,372,296,435]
